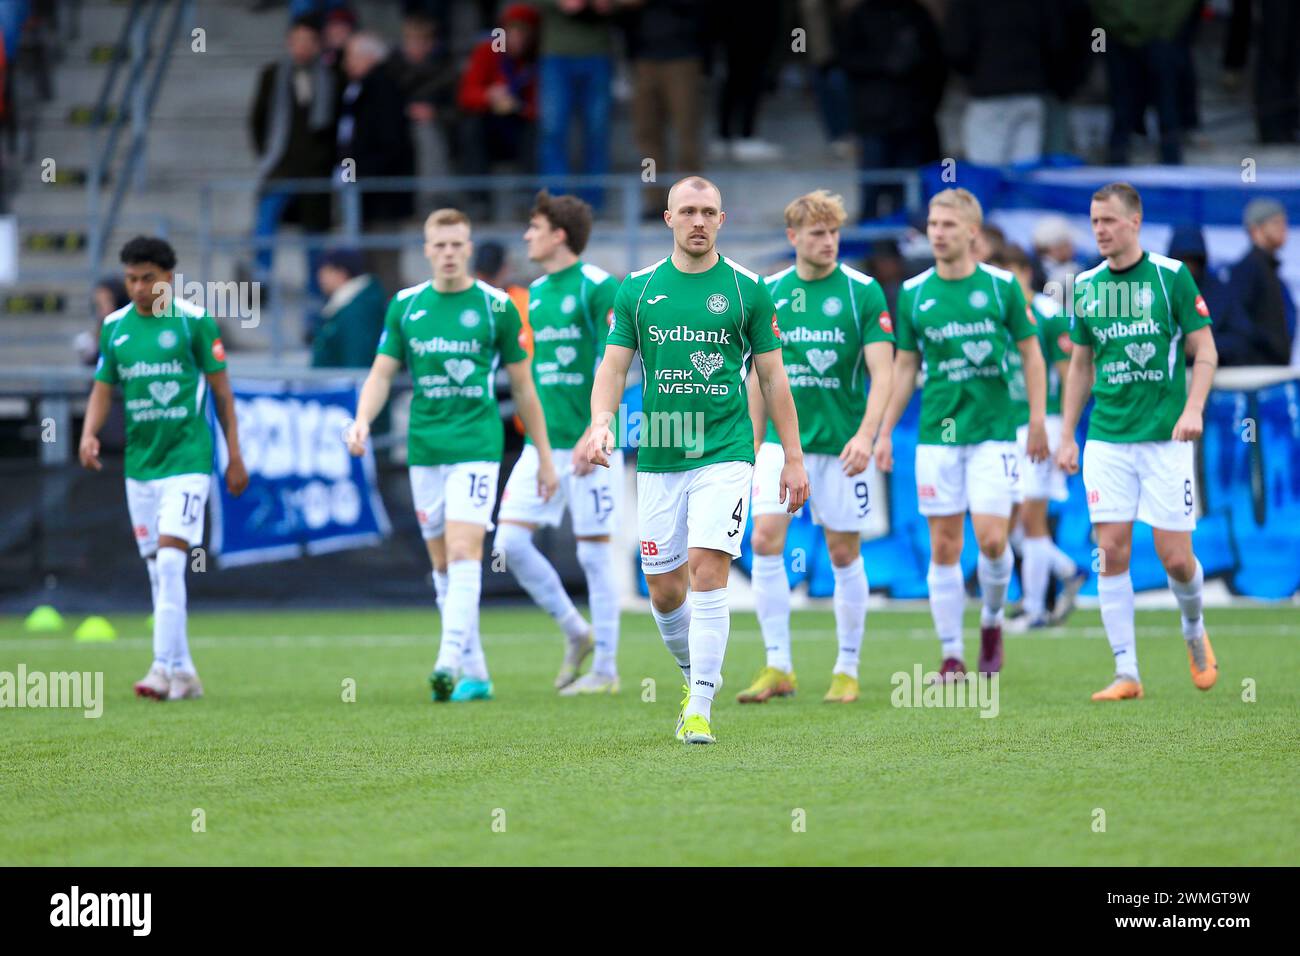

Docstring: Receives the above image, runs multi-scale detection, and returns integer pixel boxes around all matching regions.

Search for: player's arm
[586,343,633,467]
[506,358,559,501]
[747,361,767,456]
[79,380,114,471]
[873,348,919,473]
[345,353,401,455]
[206,369,248,496]
[1017,334,1049,462]
[1173,326,1217,441]
[841,341,894,476]
[1056,344,1094,475]
[753,349,809,513]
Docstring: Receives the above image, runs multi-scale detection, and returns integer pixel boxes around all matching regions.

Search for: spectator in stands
[387,12,460,203]
[536,0,614,207]
[837,0,946,221]
[946,0,1061,165]
[1092,0,1199,165]
[458,4,539,218]
[250,15,337,299]
[1218,198,1296,367]
[473,240,531,317]
[710,0,784,162]
[75,277,130,367]
[1167,223,1230,334]
[337,31,416,295]
[1032,215,1083,290]
[973,221,1006,263]
[1225,0,1300,142]
[799,0,855,160]
[623,0,707,217]
[865,239,905,315]
[321,6,357,70]
[311,249,386,368]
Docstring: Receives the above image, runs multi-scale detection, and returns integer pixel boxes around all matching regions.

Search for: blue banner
[210,380,390,568]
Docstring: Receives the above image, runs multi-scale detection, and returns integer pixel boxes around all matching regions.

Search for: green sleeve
[1069,282,1095,347]
[1003,277,1037,341]
[93,321,119,385]
[859,280,895,344]
[746,274,781,354]
[376,294,408,363]
[1043,309,1071,363]
[192,312,228,373]
[894,285,918,352]
[590,275,618,356]
[1173,262,1213,333]
[606,278,639,351]
[495,296,527,364]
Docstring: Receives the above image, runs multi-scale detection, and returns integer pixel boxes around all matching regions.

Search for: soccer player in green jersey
[496,191,624,696]
[740,190,895,705]
[875,189,1049,679]
[990,244,1086,631]
[586,176,810,745]
[79,237,248,702]
[345,208,559,703]
[1057,183,1219,701]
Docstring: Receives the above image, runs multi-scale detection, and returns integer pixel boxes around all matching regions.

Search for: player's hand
[537,456,560,502]
[226,454,249,497]
[344,419,369,457]
[79,434,102,471]
[571,443,595,477]
[1056,436,1080,475]
[872,432,894,473]
[1026,419,1050,463]
[586,425,614,468]
[839,433,873,477]
[1172,408,1203,442]
[779,457,810,515]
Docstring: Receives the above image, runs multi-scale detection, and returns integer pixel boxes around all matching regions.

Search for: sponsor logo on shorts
[1087,490,1100,504]
[640,540,659,556]
[918,484,937,499]
[134,525,149,539]
[416,509,428,524]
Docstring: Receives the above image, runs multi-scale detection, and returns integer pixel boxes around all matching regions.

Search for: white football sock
[459,625,489,681]
[435,559,480,673]
[146,556,167,670]
[1008,521,1025,557]
[1022,536,1052,619]
[684,587,730,722]
[577,540,620,677]
[1097,571,1139,679]
[495,523,587,640]
[432,569,448,613]
[978,546,1014,627]
[1049,542,1077,579]
[751,553,792,672]
[1168,558,1205,641]
[155,547,192,675]
[651,597,692,684]
[927,562,966,661]
[832,557,869,679]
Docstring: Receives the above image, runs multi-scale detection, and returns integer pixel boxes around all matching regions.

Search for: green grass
[1,605,1297,866]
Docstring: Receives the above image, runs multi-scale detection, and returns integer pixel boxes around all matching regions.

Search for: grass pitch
[2,604,1296,866]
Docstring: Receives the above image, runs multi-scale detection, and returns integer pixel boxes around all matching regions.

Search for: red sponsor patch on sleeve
[1057,332,1072,354]
[211,338,226,362]
[770,312,780,337]
[878,311,894,334]
[606,308,615,329]
[1025,306,1037,326]
[1194,294,1210,318]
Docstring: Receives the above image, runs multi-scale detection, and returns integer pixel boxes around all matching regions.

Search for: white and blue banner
[210,380,390,568]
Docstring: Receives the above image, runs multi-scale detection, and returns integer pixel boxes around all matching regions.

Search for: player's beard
[678,231,715,260]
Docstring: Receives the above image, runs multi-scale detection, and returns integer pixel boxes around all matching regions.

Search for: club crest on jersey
[459,309,480,328]
[148,381,180,406]
[706,293,729,314]
[690,350,724,379]
[561,294,577,314]
[157,330,177,349]
[821,296,843,317]
[1124,342,1156,368]
[445,358,474,383]
[962,340,993,365]
[806,348,838,374]
[968,290,989,309]
[555,345,578,366]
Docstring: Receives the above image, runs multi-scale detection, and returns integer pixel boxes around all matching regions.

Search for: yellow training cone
[24,605,64,633]
[74,616,118,642]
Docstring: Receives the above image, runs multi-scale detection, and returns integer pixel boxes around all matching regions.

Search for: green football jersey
[895,262,1037,445]
[93,298,227,480]
[377,278,527,466]
[761,262,895,454]
[607,253,780,473]
[1005,291,1071,425]
[1070,251,1211,443]
[526,260,617,449]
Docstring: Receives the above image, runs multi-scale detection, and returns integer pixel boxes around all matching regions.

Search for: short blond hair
[784,189,847,230]
[425,207,471,232]
[929,188,983,225]
[1092,182,1142,216]
[666,175,722,211]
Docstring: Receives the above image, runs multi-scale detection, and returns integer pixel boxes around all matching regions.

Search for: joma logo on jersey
[408,336,481,356]
[782,326,847,344]
[117,359,184,380]
[534,324,581,342]
[921,318,997,343]
[646,325,732,346]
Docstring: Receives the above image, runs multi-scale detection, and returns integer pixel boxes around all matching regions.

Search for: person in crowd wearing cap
[311,249,387,371]
[1218,198,1296,367]
[1167,223,1230,338]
